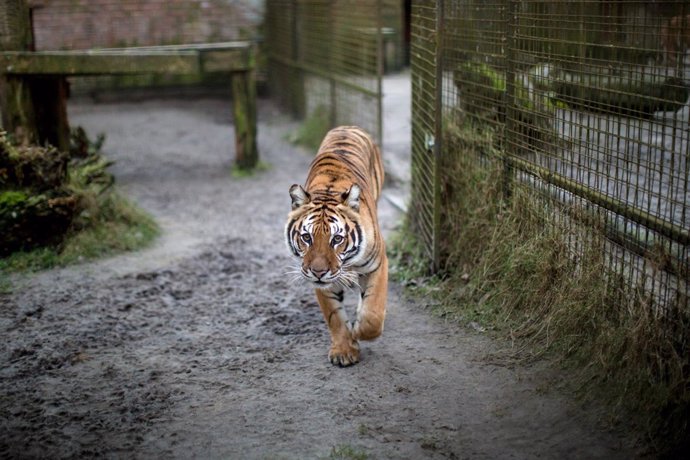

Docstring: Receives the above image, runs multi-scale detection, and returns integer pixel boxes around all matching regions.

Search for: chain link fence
[265,0,390,146]
[411,0,689,310]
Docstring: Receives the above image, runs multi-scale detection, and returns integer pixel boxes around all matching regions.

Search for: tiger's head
[285,183,364,289]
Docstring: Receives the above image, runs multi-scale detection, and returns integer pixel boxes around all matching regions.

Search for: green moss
[465,62,506,91]
[230,160,271,178]
[288,105,331,151]
[0,190,28,208]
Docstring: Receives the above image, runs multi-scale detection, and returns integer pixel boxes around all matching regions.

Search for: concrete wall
[28,0,263,50]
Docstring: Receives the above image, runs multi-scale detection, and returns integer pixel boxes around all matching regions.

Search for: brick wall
[28,0,263,51]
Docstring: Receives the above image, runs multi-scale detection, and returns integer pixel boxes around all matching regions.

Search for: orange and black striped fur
[285,126,387,366]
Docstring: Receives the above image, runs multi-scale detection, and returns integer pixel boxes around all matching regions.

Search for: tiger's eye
[332,234,344,245]
[301,233,312,244]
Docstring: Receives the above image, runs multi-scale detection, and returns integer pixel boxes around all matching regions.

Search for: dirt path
[1,75,640,458]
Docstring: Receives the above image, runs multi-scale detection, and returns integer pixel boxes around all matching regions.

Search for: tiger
[285,125,387,367]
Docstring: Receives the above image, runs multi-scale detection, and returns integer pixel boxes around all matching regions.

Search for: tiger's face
[285,184,364,289]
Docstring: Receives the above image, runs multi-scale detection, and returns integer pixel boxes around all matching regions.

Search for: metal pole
[376,0,384,148]
[503,0,518,200]
[432,0,444,272]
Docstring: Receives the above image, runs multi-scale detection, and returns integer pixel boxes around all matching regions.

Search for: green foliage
[55,193,158,266]
[324,445,368,460]
[453,62,505,120]
[456,62,506,92]
[230,160,271,179]
[288,105,331,151]
[0,128,158,275]
[0,193,158,274]
[0,190,28,208]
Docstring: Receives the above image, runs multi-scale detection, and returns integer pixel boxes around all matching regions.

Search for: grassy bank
[390,121,689,454]
[0,192,158,274]
[0,130,158,276]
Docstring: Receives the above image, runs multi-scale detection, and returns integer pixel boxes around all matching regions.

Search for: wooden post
[231,68,258,170]
[0,0,70,151]
[31,76,70,152]
[0,0,38,144]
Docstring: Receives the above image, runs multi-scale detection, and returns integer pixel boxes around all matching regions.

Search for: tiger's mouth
[307,271,360,290]
[308,275,338,287]
[301,268,347,288]
[312,280,332,289]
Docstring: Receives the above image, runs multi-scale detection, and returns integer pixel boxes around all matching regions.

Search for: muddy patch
[1,239,322,458]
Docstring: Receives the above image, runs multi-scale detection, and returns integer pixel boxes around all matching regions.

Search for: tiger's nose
[311,268,329,280]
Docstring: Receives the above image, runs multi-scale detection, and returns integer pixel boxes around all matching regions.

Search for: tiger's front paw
[328,340,360,367]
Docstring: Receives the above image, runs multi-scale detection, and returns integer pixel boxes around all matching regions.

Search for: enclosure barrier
[411,0,689,310]
[265,0,393,147]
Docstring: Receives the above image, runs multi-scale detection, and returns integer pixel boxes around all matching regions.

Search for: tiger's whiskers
[336,270,360,290]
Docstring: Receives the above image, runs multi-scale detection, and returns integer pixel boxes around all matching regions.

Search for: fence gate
[265,0,384,146]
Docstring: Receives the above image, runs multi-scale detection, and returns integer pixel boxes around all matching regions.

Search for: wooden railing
[0,0,257,169]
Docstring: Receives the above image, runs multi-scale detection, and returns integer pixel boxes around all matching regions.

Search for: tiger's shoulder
[307,126,384,204]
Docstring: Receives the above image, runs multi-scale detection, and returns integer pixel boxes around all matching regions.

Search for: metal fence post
[290,0,305,119]
[432,0,444,272]
[329,2,337,127]
[502,0,518,201]
[376,0,384,148]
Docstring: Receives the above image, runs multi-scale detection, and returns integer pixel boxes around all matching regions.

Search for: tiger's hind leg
[352,254,388,341]
[315,288,360,367]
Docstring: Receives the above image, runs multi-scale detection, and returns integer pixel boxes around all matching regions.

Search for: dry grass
[393,120,690,454]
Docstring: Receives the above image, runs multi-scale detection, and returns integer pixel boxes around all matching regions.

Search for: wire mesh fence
[411,0,689,310]
[265,0,385,146]
[410,0,440,268]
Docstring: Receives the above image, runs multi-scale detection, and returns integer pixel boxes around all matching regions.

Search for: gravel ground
[1,73,643,459]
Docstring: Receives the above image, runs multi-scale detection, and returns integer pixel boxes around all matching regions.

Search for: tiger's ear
[289,184,310,209]
[341,184,361,211]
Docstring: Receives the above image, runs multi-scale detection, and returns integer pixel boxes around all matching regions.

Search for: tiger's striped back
[306,126,384,204]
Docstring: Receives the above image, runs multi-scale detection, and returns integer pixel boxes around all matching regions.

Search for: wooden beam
[0,45,253,76]
[98,41,253,52]
[201,49,253,73]
[0,51,200,75]
[0,36,259,168]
